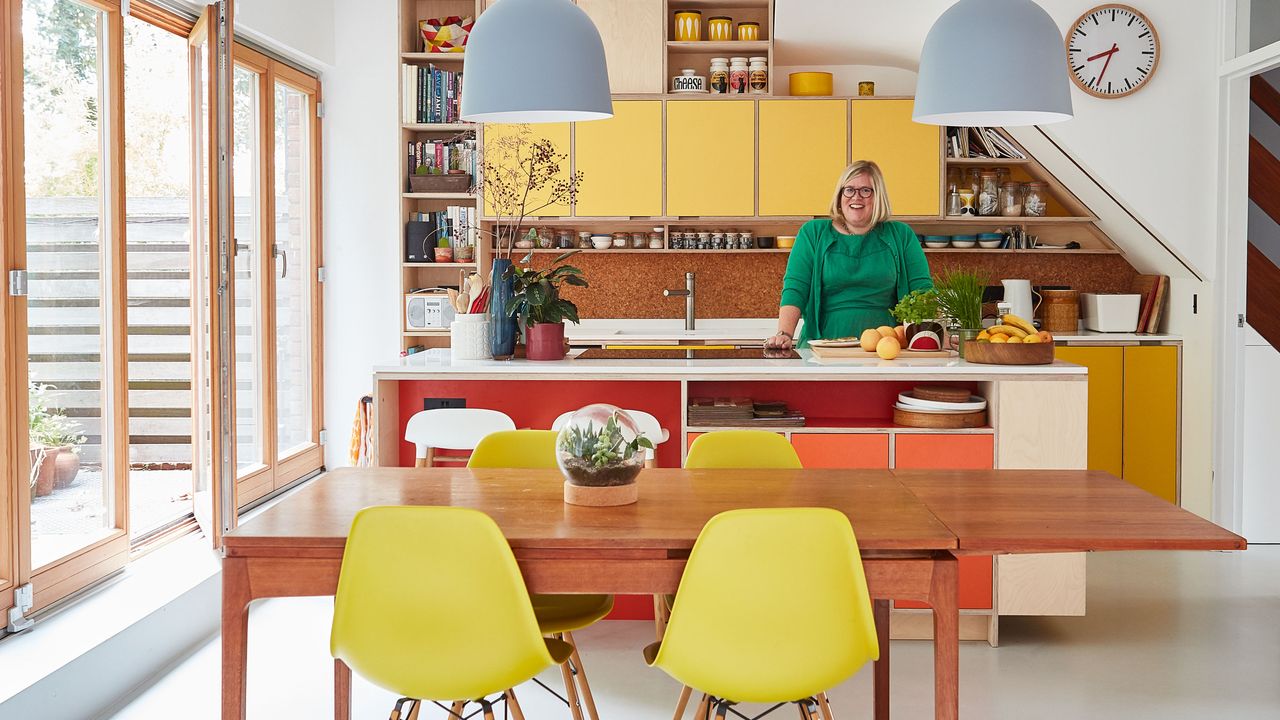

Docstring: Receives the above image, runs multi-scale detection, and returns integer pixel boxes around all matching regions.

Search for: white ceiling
[773,0,954,70]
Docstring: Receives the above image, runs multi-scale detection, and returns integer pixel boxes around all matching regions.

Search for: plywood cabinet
[850,99,941,216]
[790,433,889,468]
[573,100,663,217]
[666,100,755,217]
[482,122,573,217]
[758,100,848,216]
[1122,345,1179,503]
[1054,346,1124,477]
[575,0,664,94]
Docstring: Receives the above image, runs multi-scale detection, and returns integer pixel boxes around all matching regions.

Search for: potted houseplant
[478,126,584,359]
[434,234,453,263]
[934,269,989,358]
[891,288,946,351]
[28,382,86,496]
[556,405,654,507]
[506,249,588,361]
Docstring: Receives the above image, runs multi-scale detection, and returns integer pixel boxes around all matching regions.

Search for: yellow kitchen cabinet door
[1055,346,1124,478]
[666,100,755,217]
[759,100,848,216]
[576,0,664,94]
[482,122,573,217]
[1123,345,1179,503]
[850,99,941,217]
[574,101,663,217]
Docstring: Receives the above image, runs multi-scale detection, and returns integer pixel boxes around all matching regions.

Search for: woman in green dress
[765,160,933,349]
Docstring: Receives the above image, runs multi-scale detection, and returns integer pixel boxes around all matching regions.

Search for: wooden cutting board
[808,345,956,360]
[913,385,973,403]
[893,407,987,429]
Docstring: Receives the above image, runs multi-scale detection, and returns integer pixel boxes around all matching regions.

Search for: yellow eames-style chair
[645,508,879,720]
[684,430,803,470]
[330,506,572,720]
[468,430,613,720]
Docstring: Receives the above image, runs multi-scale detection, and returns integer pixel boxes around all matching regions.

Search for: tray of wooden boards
[892,384,987,429]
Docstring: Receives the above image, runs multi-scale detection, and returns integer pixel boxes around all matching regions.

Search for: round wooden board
[912,385,973,403]
[564,481,639,507]
[963,341,1055,365]
[893,407,987,429]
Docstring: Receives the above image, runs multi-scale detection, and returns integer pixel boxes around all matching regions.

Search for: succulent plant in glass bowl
[556,404,653,506]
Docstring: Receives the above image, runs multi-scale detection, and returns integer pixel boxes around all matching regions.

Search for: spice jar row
[946,167,1049,218]
[669,230,774,250]
[674,57,768,94]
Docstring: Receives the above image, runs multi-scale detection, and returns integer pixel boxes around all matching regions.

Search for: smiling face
[840,172,876,231]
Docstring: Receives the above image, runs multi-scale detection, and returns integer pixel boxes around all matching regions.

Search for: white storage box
[1080,293,1141,332]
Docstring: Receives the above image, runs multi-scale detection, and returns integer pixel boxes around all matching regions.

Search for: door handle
[273,243,288,279]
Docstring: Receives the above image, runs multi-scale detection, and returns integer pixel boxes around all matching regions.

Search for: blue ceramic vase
[489,258,517,359]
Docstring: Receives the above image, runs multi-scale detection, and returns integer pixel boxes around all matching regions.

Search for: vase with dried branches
[477,126,584,359]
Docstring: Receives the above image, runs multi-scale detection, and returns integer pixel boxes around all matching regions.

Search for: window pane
[233,67,264,473]
[273,82,312,458]
[1246,0,1280,55]
[23,0,113,568]
[123,14,194,539]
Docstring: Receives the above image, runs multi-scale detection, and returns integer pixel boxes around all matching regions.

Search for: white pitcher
[1001,279,1041,321]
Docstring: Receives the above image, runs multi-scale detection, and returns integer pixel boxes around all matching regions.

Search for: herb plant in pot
[556,405,654,507]
[506,249,587,361]
[934,269,988,358]
[891,289,946,351]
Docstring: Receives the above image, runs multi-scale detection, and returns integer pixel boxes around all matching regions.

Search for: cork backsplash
[524,251,1139,319]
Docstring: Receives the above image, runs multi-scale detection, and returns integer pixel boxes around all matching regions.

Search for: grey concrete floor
[107,547,1280,720]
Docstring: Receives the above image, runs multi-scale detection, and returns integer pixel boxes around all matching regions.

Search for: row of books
[946,126,1026,159]
[407,139,477,177]
[1131,274,1169,334]
[407,205,477,248]
[401,63,464,124]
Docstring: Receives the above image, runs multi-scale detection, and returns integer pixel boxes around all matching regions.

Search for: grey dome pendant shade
[913,0,1072,126]
[460,0,613,123]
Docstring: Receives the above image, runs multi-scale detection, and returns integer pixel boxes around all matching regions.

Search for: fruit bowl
[963,341,1055,365]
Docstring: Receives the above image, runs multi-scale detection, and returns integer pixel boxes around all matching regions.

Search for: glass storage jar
[977,171,1000,216]
[631,232,647,249]
[999,182,1023,217]
[649,228,664,249]
[556,229,574,249]
[577,231,592,249]
[612,231,628,248]
[1024,181,1049,216]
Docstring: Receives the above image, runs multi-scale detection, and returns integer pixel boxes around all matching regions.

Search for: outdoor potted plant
[891,288,946,351]
[556,404,654,507]
[505,249,588,361]
[28,382,86,496]
[933,269,988,358]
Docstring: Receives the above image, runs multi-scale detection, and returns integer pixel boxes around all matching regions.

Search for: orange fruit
[876,335,901,360]
[877,325,896,339]
[1038,330,1053,343]
[894,325,906,343]
[860,329,882,352]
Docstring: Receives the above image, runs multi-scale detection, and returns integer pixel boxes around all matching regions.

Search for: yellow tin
[708,16,732,41]
[788,71,833,96]
[858,81,876,96]
[736,21,760,41]
[674,10,702,41]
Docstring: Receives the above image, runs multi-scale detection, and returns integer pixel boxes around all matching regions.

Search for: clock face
[1066,4,1160,98]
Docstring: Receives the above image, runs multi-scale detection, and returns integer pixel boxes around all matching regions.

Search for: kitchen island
[370,349,1088,644]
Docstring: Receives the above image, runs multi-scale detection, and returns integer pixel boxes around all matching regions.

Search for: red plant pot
[525,322,566,361]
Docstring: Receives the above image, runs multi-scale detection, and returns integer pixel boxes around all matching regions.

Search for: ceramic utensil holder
[450,313,492,360]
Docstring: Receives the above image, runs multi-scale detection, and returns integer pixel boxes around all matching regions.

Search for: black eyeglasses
[841,186,875,199]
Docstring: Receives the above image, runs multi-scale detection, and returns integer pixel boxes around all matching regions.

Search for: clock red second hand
[1088,43,1119,85]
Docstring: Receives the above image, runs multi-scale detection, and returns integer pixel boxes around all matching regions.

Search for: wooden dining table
[220,467,1244,720]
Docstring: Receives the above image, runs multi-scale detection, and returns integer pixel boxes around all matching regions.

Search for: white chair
[404,408,515,467]
[552,408,669,468]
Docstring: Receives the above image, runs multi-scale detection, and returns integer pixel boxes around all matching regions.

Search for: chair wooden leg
[449,701,466,719]
[563,631,601,720]
[816,693,835,720]
[671,685,693,720]
[481,701,497,720]
[691,693,709,720]
[505,689,526,720]
[404,699,422,720]
[557,634,587,720]
[653,594,669,642]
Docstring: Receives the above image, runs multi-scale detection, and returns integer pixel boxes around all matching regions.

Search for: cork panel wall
[520,251,1138,319]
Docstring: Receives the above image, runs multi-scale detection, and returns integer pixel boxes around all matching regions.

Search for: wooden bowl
[963,341,1055,365]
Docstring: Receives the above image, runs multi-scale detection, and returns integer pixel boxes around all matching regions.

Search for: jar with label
[709,58,729,94]
[957,188,976,215]
[672,68,706,93]
[977,171,1000,216]
[729,57,748,94]
[748,57,768,94]
[631,231,647,249]
[1023,181,1048,216]
[649,227,664,249]
[612,231,628,248]
[740,230,754,249]
[696,231,711,250]
[999,182,1023,217]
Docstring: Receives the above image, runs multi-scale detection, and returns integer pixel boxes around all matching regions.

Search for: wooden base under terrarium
[563,480,639,507]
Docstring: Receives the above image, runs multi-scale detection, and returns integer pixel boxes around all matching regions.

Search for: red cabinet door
[791,433,890,468]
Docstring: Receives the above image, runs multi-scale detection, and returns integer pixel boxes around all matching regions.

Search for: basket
[408,173,472,193]
[1041,289,1080,334]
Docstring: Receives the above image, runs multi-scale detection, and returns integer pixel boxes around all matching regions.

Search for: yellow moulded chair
[468,430,613,720]
[684,430,802,470]
[644,508,879,720]
[330,506,572,720]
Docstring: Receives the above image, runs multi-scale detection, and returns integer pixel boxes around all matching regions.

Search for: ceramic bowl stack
[892,385,988,428]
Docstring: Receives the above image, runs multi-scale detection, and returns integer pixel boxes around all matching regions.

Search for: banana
[987,323,1028,339]
[1002,314,1038,335]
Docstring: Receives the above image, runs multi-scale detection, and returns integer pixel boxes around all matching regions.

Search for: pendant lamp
[460,0,613,123]
[914,0,1072,126]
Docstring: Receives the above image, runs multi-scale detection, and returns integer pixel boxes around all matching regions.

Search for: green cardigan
[780,219,934,344]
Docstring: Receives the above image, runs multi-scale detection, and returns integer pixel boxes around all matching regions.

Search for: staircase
[1247,76,1280,351]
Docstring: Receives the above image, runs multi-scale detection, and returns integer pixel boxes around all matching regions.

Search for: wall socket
[424,398,466,410]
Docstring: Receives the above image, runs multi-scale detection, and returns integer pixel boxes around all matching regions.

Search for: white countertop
[374,348,1088,381]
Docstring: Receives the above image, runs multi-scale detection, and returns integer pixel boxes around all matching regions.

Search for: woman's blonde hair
[829,160,893,230]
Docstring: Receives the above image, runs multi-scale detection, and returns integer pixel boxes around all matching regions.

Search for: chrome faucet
[663,272,696,330]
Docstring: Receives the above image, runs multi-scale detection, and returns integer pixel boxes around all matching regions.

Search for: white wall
[235,0,336,69]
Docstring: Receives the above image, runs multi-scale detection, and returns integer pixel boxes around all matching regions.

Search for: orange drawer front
[791,433,890,468]
[894,433,994,469]
[896,555,994,610]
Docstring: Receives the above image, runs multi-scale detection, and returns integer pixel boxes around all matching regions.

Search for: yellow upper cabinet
[850,99,941,217]
[758,100,848,216]
[482,122,573,218]
[575,0,664,94]
[574,101,663,217]
[666,100,755,217]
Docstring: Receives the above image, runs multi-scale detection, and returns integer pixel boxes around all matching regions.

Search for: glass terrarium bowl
[555,404,645,489]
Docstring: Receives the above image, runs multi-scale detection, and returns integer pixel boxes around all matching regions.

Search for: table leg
[221,557,251,720]
[872,598,890,720]
[334,659,352,720]
[929,554,959,720]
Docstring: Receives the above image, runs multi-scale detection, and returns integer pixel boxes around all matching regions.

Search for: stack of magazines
[687,398,805,428]
[946,126,1026,159]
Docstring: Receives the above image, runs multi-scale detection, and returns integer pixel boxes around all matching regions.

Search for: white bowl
[590,238,611,250]
[978,240,1003,249]
[950,240,976,249]
[924,241,950,249]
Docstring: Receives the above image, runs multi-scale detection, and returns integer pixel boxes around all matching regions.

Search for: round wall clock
[1066,4,1160,98]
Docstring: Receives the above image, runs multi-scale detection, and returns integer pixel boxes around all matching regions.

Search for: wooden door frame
[0,0,24,621]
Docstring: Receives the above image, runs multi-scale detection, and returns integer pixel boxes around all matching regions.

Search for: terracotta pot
[30,446,58,497]
[525,322,566,361]
[54,446,80,488]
